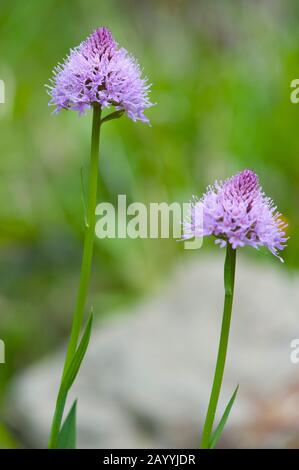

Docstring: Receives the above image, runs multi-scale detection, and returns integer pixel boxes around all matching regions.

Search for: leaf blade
[209,385,239,449]
[49,312,93,449]
[61,312,93,392]
[57,400,77,449]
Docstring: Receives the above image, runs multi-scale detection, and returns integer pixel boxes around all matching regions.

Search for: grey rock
[8,254,299,448]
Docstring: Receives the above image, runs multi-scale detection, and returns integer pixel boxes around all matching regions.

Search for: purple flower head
[183,169,288,262]
[47,27,153,123]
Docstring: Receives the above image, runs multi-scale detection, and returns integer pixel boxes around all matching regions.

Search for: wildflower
[183,169,288,261]
[48,27,154,448]
[47,27,153,123]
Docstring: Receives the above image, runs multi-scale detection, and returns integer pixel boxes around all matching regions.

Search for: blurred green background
[0,0,298,447]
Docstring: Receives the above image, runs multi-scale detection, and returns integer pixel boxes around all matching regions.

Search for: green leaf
[101,109,124,124]
[209,385,239,449]
[57,400,77,449]
[48,312,93,449]
[61,312,93,392]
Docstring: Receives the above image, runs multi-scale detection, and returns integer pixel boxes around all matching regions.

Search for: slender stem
[48,105,102,448]
[200,244,236,449]
[63,105,102,373]
[48,388,67,449]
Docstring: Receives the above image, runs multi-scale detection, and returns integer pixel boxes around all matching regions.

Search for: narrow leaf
[209,385,239,449]
[62,312,93,392]
[49,313,93,449]
[57,400,77,449]
[101,110,124,124]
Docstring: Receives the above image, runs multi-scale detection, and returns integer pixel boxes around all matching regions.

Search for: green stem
[48,388,67,449]
[48,105,102,448]
[200,244,236,449]
[63,105,102,373]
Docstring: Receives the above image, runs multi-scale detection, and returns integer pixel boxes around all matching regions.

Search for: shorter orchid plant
[183,169,288,448]
[47,27,152,449]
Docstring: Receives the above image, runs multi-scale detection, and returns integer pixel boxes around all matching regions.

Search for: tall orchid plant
[46,27,152,449]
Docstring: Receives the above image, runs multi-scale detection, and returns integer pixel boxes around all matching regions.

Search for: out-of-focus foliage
[0,0,298,415]
[0,422,17,448]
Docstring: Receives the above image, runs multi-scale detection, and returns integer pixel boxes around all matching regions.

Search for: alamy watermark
[290,339,299,364]
[290,79,299,103]
[95,195,202,249]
